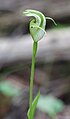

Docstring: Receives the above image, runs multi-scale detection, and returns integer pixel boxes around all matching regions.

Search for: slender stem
[29,41,38,108]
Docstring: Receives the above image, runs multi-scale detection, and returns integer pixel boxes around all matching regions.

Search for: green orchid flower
[24,9,56,42]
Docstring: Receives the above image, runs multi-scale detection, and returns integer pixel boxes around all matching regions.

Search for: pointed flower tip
[23,10,29,16]
[54,21,57,26]
[23,9,31,13]
[46,17,57,26]
[55,23,57,26]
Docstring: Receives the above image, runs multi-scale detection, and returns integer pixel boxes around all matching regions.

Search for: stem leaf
[28,91,40,119]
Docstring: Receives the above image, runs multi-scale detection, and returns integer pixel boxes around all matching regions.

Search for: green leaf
[28,91,40,119]
[37,95,64,118]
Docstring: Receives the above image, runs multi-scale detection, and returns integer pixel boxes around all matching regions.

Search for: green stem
[29,41,38,108]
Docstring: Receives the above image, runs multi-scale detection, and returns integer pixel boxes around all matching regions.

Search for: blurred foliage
[37,95,64,118]
[52,23,70,29]
[0,80,21,96]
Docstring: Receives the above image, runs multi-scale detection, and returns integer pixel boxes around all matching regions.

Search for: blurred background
[0,0,70,119]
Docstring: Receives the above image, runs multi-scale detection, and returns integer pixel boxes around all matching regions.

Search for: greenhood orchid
[23,9,57,119]
[24,9,56,42]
